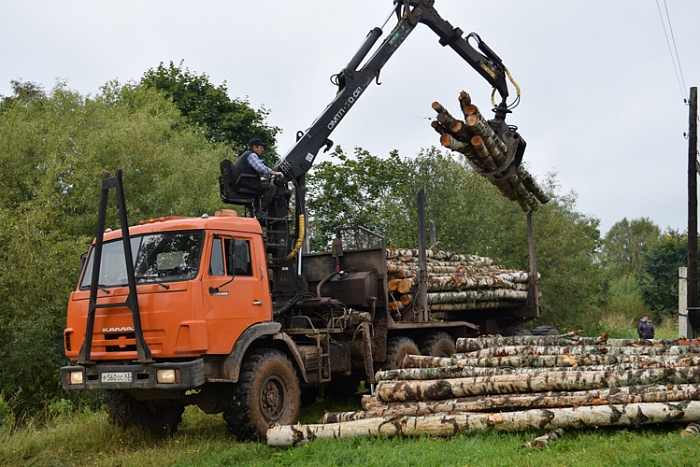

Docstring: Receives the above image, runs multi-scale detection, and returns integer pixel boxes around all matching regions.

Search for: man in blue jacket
[637,313,655,339]
[233,138,283,212]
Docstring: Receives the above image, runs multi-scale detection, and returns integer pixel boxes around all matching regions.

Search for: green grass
[601,315,678,340]
[2,402,699,467]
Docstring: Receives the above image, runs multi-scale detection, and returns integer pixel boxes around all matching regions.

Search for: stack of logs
[386,247,533,317]
[431,92,549,212]
[267,333,700,446]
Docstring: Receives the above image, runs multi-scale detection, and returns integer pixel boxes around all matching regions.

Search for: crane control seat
[218,159,262,214]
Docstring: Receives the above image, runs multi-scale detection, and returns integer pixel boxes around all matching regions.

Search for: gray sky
[2,0,698,235]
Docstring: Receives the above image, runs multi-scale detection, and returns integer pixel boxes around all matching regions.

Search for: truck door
[202,234,272,354]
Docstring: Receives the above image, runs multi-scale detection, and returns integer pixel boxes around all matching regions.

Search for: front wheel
[223,349,301,441]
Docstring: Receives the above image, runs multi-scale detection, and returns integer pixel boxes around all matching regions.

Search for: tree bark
[376,361,695,381]
[523,429,565,449]
[459,344,700,359]
[267,401,700,446]
[440,133,476,158]
[428,289,528,305]
[456,335,699,352]
[401,353,700,370]
[344,384,700,421]
[374,366,700,402]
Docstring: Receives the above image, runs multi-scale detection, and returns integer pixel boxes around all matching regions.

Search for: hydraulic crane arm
[275,0,518,182]
[260,0,525,306]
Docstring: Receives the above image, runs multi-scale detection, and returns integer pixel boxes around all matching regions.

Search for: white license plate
[101,372,132,383]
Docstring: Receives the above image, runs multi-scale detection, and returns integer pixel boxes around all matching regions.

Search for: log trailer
[60,0,537,440]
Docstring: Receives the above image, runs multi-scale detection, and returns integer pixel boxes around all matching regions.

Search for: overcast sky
[2,0,699,235]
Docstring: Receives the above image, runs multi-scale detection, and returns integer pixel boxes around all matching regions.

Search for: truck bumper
[60,358,205,391]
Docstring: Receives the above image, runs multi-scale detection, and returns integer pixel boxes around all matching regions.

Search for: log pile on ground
[431,92,548,212]
[386,247,534,317]
[267,333,700,446]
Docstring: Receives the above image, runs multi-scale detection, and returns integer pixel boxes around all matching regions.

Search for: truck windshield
[80,231,204,289]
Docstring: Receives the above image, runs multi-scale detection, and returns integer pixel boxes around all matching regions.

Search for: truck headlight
[157,369,177,384]
[69,371,84,385]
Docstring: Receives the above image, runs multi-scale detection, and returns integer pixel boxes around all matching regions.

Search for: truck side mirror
[79,252,87,277]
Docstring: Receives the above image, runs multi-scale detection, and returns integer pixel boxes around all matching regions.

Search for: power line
[655,0,688,101]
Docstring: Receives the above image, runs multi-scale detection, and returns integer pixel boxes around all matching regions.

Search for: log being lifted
[267,401,700,446]
[402,353,700,370]
[321,384,700,423]
[431,93,549,211]
[374,366,700,402]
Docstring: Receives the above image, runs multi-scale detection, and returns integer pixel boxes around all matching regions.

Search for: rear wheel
[420,332,456,358]
[223,349,301,441]
[104,390,184,435]
[382,336,419,370]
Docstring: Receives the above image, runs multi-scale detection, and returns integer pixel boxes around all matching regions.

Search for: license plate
[101,372,132,383]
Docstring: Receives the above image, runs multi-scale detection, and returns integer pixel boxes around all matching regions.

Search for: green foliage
[138,61,280,160]
[638,229,689,319]
[525,182,606,332]
[603,276,651,328]
[0,397,11,428]
[0,77,262,417]
[306,147,413,250]
[602,217,660,278]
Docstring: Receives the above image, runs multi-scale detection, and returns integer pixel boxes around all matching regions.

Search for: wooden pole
[417,189,429,321]
[527,211,540,315]
[688,86,698,310]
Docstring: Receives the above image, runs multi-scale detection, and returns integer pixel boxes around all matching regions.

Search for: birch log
[376,361,694,381]
[428,289,528,304]
[327,384,700,422]
[374,366,700,402]
[267,401,700,446]
[457,335,700,352]
[459,343,700,358]
[401,353,700,370]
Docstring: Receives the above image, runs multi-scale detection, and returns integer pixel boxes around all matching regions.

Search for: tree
[0,81,228,417]
[638,229,690,319]
[602,217,660,278]
[306,147,413,251]
[138,61,280,161]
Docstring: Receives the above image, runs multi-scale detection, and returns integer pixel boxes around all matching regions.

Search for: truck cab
[63,210,271,367]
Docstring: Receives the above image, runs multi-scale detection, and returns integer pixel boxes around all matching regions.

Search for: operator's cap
[249,138,267,147]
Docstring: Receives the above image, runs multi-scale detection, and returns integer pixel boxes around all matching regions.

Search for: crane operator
[233,138,283,214]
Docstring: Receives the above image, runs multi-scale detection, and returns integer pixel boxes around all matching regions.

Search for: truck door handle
[253,301,263,306]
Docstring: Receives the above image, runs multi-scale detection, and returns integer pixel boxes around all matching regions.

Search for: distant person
[233,138,283,212]
[637,313,655,339]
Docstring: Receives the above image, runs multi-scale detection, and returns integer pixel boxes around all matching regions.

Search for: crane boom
[275,0,517,182]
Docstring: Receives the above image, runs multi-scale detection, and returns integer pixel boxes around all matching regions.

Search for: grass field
[2,403,699,467]
[2,320,695,467]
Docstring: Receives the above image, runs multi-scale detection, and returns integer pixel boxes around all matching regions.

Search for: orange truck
[61,1,537,440]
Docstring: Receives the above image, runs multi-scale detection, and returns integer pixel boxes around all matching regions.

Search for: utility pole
[688,86,698,310]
